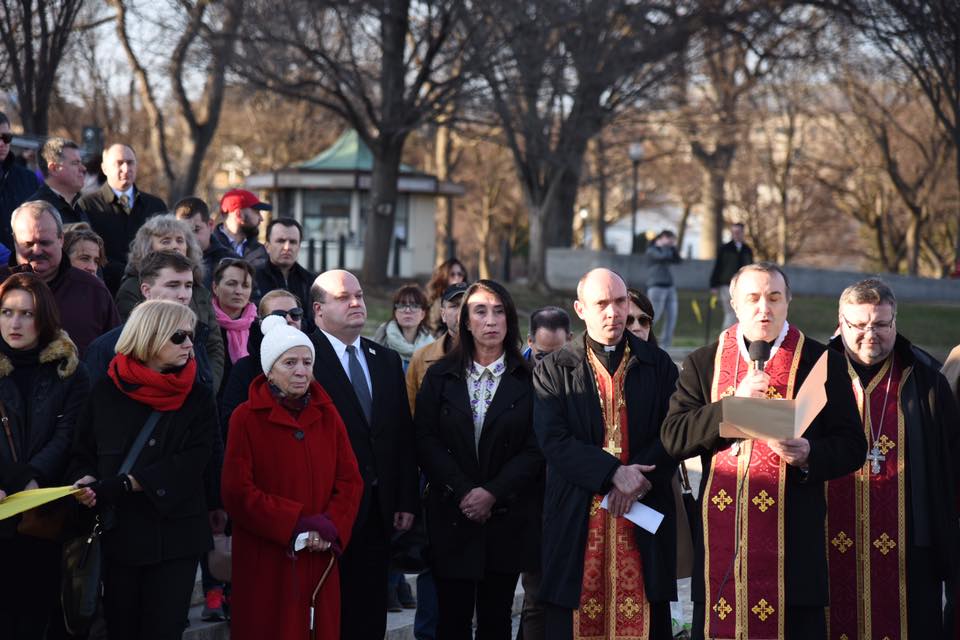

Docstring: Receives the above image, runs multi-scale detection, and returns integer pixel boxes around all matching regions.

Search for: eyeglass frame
[394,302,425,312]
[626,313,653,328]
[170,329,195,345]
[267,307,305,321]
[839,312,896,334]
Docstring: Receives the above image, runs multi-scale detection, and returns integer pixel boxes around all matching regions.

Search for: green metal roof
[296,129,416,173]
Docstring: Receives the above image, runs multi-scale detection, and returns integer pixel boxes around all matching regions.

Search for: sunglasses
[626,314,652,328]
[0,133,12,144]
[269,307,304,321]
[170,330,194,345]
[395,303,423,312]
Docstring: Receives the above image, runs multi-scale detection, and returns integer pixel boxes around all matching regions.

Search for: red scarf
[108,353,196,411]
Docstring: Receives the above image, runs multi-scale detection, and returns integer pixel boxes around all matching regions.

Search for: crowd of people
[0,122,958,640]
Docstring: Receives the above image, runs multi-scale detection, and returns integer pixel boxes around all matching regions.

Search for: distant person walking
[645,229,680,348]
[709,222,753,329]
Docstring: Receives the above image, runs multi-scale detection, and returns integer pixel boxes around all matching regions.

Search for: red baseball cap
[220,189,272,213]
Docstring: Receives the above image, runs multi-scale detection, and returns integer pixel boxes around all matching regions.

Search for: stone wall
[546,248,960,302]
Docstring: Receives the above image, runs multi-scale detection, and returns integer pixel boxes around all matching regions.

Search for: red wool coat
[222,376,363,640]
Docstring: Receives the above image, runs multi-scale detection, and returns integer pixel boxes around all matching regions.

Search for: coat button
[294,430,305,440]
[147,438,156,447]
[156,488,166,497]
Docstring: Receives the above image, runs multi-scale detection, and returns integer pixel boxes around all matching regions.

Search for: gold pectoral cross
[604,438,622,456]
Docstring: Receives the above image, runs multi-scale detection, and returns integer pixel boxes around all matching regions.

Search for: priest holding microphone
[661,262,866,639]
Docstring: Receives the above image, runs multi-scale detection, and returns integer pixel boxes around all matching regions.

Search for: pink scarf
[213,299,257,363]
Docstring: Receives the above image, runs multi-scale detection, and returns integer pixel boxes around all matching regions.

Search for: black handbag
[60,410,163,634]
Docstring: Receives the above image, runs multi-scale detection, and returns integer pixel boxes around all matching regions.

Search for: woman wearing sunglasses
[218,290,305,438]
[627,288,657,345]
[372,284,435,372]
[211,258,257,399]
[69,300,217,640]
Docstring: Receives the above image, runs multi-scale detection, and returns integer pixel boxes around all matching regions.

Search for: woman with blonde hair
[69,299,217,640]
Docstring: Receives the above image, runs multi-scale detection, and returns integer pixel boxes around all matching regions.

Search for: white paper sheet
[294,532,310,552]
[599,494,665,533]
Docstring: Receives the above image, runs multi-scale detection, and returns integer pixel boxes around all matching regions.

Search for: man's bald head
[574,268,629,345]
[311,269,366,342]
[102,143,138,191]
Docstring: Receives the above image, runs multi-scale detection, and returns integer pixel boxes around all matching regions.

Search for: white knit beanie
[260,314,316,375]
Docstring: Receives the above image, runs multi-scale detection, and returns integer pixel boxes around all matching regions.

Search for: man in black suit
[78,143,167,293]
[308,269,419,640]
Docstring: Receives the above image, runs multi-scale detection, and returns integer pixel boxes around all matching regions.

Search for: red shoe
[202,588,226,621]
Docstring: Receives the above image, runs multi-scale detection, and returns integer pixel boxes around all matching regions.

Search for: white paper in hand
[599,494,665,533]
[294,532,310,552]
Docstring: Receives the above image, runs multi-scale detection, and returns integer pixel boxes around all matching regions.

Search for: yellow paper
[0,486,80,520]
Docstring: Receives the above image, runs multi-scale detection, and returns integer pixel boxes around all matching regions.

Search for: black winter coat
[67,375,216,566]
[0,332,88,493]
[0,155,39,252]
[253,260,316,333]
[532,332,680,608]
[660,335,867,606]
[77,182,167,294]
[415,352,542,580]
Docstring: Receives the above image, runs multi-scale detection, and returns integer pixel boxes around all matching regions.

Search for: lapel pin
[368,348,375,355]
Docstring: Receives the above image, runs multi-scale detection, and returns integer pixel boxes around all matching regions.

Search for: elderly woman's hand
[73,475,98,508]
[304,531,332,552]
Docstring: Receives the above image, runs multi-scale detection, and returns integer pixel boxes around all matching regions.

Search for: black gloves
[91,474,133,505]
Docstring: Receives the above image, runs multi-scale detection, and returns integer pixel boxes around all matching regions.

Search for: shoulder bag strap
[0,400,16,463]
[118,411,163,475]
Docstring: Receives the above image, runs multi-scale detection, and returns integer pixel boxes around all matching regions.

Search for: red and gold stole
[703,324,803,640]
[825,354,910,640]
[574,345,651,640]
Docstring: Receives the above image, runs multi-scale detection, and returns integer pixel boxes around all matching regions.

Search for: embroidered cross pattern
[720,385,736,399]
[751,490,775,513]
[619,596,641,619]
[831,531,853,554]
[713,598,732,621]
[582,597,603,620]
[840,635,849,640]
[764,386,783,399]
[876,434,895,455]
[873,533,896,556]
[712,489,733,512]
[603,438,622,456]
[589,497,601,517]
[751,599,774,622]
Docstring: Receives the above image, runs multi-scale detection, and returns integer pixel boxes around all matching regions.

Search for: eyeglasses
[0,133,12,144]
[268,307,304,321]
[170,330,194,345]
[626,314,652,328]
[395,303,423,312]
[840,313,895,334]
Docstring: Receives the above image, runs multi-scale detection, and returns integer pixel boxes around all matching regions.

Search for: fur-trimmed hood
[0,330,80,380]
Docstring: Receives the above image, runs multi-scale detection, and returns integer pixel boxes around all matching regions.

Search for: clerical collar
[585,333,625,374]
[736,321,789,364]
[849,356,887,386]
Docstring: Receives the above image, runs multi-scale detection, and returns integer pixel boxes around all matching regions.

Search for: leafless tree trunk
[0,0,84,135]
[109,0,243,203]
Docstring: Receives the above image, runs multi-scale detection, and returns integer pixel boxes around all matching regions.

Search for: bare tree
[471,0,699,289]
[108,0,244,203]
[847,0,960,268]
[235,0,473,285]
[0,0,84,135]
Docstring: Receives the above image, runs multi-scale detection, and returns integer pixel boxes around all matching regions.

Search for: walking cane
[309,553,337,640]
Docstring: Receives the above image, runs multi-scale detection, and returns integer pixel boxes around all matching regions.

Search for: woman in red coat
[222,315,363,640]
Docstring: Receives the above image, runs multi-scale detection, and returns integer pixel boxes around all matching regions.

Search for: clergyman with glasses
[823,278,959,639]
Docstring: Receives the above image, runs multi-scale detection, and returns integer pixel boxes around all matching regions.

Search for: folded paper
[0,486,80,520]
[719,350,828,440]
[599,494,665,533]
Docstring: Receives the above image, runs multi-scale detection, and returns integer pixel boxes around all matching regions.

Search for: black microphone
[748,340,771,372]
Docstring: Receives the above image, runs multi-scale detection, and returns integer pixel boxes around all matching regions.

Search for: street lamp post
[628,142,644,253]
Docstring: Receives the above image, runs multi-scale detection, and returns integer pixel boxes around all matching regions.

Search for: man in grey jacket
[645,229,681,348]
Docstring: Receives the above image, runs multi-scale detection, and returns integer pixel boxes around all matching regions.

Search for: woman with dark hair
[63,223,106,278]
[211,258,257,397]
[426,258,467,334]
[415,279,543,639]
[627,287,656,345]
[373,284,435,370]
[69,300,216,640]
[0,273,89,640]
